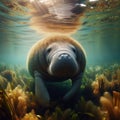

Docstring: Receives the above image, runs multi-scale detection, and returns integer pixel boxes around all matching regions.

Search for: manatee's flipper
[34,71,50,106]
[63,73,83,101]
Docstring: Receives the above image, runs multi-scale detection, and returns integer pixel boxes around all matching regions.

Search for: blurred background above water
[0,0,120,66]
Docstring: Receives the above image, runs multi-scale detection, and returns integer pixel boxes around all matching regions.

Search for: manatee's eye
[46,47,52,54]
[71,46,77,53]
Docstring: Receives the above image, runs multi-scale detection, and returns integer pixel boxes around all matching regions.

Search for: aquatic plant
[11,66,34,91]
[6,85,29,118]
[1,70,16,82]
[32,98,102,120]
[0,75,8,89]
[21,110,40,120]
[92,74,120,96]
[0,86,18,120]
[0,66,34,92]
[74,97,102,120]
[0,63,120,120]
[92,74,110,96]
[91,65,120,96]
[0,69,24,89]
[43,106,78,120]
[100,91,120,120]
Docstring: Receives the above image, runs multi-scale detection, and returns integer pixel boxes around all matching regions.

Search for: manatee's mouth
[48,51,79,77]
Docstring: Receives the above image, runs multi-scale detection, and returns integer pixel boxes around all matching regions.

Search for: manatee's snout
[58,53,71,60]
[48,52,79,77]
[57,53,75,69]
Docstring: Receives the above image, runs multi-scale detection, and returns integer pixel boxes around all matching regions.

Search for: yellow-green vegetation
[0,64,120,120]
[100,91,120,120]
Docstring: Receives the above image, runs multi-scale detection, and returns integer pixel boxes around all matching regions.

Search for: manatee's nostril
[58,53,71,60]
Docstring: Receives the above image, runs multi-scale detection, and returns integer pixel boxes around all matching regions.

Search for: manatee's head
[45,42,79,77]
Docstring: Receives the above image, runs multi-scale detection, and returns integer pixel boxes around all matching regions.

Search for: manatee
[27,35,86,106]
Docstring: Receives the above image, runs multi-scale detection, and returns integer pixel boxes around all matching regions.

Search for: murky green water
[0,0,120,66]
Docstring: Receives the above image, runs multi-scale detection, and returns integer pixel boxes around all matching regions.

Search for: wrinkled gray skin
[27,40,86,106]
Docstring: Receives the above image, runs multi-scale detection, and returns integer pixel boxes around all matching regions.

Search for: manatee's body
[27,35,86,106]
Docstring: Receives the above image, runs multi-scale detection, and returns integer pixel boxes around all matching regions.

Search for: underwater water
[0,0,120,66]
[0,0,120,120]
